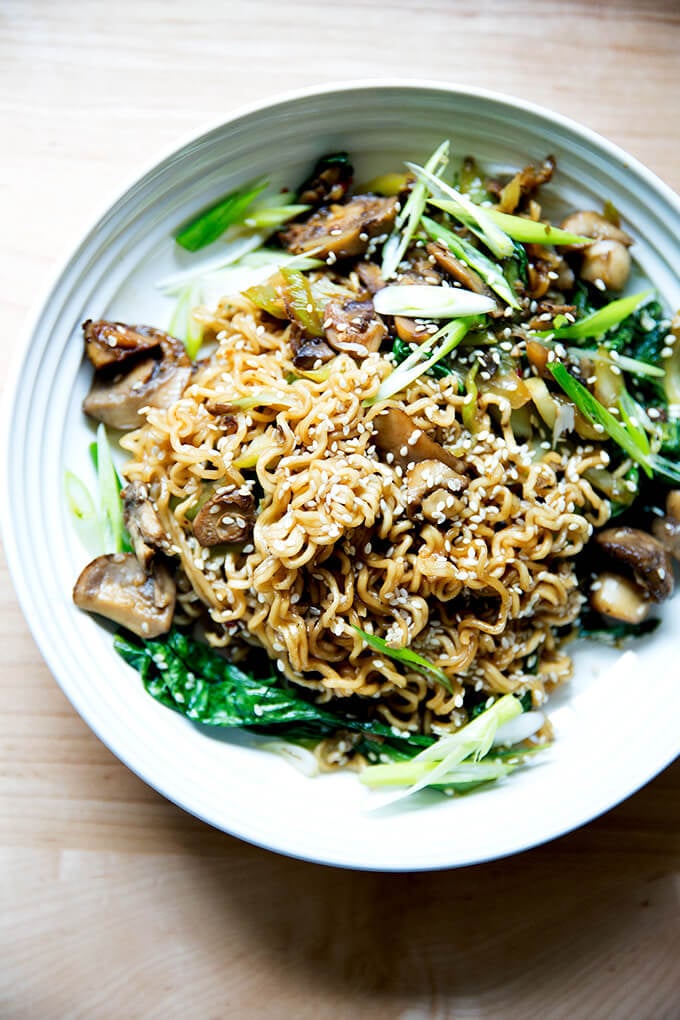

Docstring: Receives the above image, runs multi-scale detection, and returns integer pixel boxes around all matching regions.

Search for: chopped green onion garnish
[536,291,652,341]
[407,162,514,259]
[96,423,126,552]
[481,208,594,246]
[361,694,523,800]
[351,625,452,692]
[365,319,472,406]
[549,362,652,476]
[175,179,268,252]
[242,204,310,229]
[422,215,519,309]
[381,140,449,280]
[372,284,495,318]
[64,470,105,555]
[169,283,203,360]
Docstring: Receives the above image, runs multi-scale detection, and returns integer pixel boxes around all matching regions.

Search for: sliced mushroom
[405,459,465,522]
[280,195,398,259]
[594,526,674,602]
[82,320,192,430]
[323,298,386,357]
[123,481,168,570]
[73,553,175,638]
[426,242,486,293]
[590,572,651,624]
[297,153,353,208]
[393,316,438,345]
[652,490,680,561]
[83,356,192,430]
[193,487,255,546]
[372,407,468,475]
[83,320,170,371]
[289,327,335,370]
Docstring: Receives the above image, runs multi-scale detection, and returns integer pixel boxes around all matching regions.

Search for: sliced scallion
[175,179,268,252]
[96,423,126,552]
[365,319,472,406]
[373,284,495,319]
[422,215,519,309]
[407,162,514,259]
[381,140,450,280]
[536,291,652,341]
[482,208,593,246]
[351,625,452,691]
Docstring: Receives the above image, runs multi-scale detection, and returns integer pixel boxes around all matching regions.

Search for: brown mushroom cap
[83,320,172,371]
[83,357,192,430]
[323,299,386,357]
[82,319,192,430]
[426,242,486,294]
[372,407,468,476]
[73,553,175,638]
[651,489,680,561]
[193,487,255,546]
[280,195,398,259]
[594,526,674,602]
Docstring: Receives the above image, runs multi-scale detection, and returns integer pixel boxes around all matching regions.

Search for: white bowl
[3,81,680,870]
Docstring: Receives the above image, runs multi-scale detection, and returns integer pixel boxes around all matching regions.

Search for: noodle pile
[121,292,610,737]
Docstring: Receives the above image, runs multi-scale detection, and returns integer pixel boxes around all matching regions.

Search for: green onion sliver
[175,179,268,252]
[351,625,452,692]
[407,162,514,259]
[381,140,450,280]
[365,319,472,405]
[96,423,125,552]
[549,362,653,477]
[422,215,520,309]
[536,291,652,341]
[483,208,594,246]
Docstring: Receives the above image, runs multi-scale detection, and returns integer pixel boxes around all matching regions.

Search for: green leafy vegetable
[422,215,520,309]
[578,615,660,646]
[175,179,268,252]
[351,625,453,692]
[114,628,435,751]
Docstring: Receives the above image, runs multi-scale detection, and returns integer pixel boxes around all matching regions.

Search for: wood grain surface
[1,2,679,1017]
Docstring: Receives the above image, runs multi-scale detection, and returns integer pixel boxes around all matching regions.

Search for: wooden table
[1,2,678,1017]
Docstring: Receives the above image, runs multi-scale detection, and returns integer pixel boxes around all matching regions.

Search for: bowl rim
[2,78,679,871]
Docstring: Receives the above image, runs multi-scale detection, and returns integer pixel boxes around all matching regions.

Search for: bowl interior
[5,83,680,870]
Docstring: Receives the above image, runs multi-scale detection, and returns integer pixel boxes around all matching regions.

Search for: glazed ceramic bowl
[3,82,679,870]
